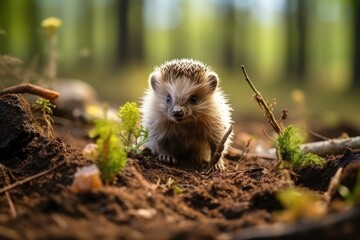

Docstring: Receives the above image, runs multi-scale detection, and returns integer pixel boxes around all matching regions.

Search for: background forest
[0,0,359,128]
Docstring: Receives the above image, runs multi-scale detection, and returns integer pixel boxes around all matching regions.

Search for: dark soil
[1,94,360,240]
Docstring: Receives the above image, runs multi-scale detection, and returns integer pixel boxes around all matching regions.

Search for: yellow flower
[41,17,62,34]
[291,89,305,104]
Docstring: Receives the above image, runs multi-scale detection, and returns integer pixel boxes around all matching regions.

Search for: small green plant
[89,114,127,182]
[338,170,360,206]
[87,102,148,182]
[165,177,185,194]
[117,102,149,154]
[32,97,56,138]
[276,187,327,222]
[277,125,325,169]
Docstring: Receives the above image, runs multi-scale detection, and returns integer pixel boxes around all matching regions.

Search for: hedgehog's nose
[172,107,184,117]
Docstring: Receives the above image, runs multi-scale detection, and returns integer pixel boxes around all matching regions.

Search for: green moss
[277,125,325,169]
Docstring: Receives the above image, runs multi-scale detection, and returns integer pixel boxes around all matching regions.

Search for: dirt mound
[1,94,360,239]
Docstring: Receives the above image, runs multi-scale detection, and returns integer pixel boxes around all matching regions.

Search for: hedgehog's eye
[189,95,198,104]
[166,95,172,104]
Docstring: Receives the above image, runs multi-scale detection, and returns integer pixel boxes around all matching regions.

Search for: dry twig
[0,161,65,194]
[235,138,252,170]
[241,65,283,134]
[0,164,16,218]
[324,167,343,206]
[0,83,60,100]
[206,125,233,174]
[130,165,158,191]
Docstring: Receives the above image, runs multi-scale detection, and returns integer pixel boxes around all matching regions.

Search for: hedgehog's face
[149,70,219,124]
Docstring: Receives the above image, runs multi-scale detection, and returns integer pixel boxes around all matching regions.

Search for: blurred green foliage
[0,0,359,128]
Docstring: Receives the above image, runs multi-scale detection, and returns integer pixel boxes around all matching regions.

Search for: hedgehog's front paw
[214,159,226,171]
[158,154,177,164]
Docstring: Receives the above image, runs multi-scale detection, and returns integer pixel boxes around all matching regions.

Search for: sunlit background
[1,0,359,130]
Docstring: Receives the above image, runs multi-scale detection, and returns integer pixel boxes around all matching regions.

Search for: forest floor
[1,94,360,240]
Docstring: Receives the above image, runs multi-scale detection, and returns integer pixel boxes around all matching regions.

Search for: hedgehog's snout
[172,106,184,118]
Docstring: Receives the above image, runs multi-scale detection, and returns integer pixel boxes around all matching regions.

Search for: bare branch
[0,83,60,100]
[241,65,283,134]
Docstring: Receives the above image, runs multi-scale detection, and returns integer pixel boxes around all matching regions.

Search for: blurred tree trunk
[170,0,190,58]
[128,0,144,62]
[353,0,360,88]
[222,0,236,69]
[0,0,39,63]
[117,0,144,65]
[285,0,307,81]
[117,0,129,65]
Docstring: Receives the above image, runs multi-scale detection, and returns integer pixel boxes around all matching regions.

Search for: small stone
[70,164,103,193]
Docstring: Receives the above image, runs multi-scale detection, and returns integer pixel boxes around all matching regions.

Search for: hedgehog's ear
[150,73,159,91]
[207,72,218,93]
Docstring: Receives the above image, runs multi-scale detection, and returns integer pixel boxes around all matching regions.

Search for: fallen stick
[226,147,277,161]
[301,137,360,156]
[0,83,60,100]
[264,136,360,157]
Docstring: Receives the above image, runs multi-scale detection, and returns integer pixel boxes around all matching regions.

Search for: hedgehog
[141,59,233,170]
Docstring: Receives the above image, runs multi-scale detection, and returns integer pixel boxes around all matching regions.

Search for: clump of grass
[277,125,325,169]
[117,102,148,154]
[89,113,127,182]
[32,97,56,138]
